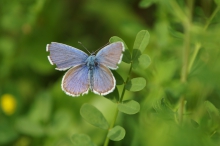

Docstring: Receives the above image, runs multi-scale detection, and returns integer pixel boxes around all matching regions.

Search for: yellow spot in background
[1,94,16,115]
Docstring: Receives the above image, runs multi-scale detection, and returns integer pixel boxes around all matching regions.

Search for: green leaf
[47,109,72,136]
[122,49,132,63]
[15,117,44,137]
[138,54,151,68]
[109,36,131,63]
[80,104,109,130]
[165,80,186,99]
[125,77,146,92]
[71,134,96,146]
[214,0,220,5]
[0,120,18,145]
[28,92,52,123]
[118,100,140,114]
[204,101,219,116]
[139,0,155,8]
[132,30,150,59]
[133,54,151,69]
[112,71,124,85]
[107,126,125,141]
[104,87,120,103]
[132,49,140,69]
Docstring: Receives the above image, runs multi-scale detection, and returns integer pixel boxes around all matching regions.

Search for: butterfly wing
[62,64,89,97]
[47,42,88,70]
[96,42,125,70]
[92,64,115,95]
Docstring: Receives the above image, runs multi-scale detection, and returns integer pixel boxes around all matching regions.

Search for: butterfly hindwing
[62,64,89,96]
[96,42,124,70]
[47,42,88,70]
[92,64,115,95]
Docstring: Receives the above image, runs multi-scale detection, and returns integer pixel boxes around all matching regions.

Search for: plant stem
[187,43,201,73]
[103,108,119,146]
[204,6,220,31]
[169,0,187,23]
[120,62,133,102]
[103,62,133,146]
[179,0,194,123]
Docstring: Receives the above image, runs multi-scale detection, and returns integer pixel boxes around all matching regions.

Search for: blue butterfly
[46,42,124,97]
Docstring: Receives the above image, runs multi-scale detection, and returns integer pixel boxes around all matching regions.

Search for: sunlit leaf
[139,0,156,8]
[28,92,52,123]
[191,119,199,128]
[125,77,146,91]
[132,30,150,61]
[132,49,141,68]
[47,109,72,136]
[118,100,140,114]
[133,54,151,69]
[107,126,125,141]
[71,134,96,146]
[80,104,109,130]
[104,87,120,103]
[204,101,219,116]
[214,0,220,5]
[169,27,184,39]
[15,117,44,137]
[165,80,186,99]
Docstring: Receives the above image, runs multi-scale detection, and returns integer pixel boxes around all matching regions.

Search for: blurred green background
[1,0,220,146]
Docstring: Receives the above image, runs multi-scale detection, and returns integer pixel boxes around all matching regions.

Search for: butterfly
[46,42,124,97]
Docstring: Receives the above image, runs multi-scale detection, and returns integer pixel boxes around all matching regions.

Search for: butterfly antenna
[78,41,91,54]
[94,42,110,54]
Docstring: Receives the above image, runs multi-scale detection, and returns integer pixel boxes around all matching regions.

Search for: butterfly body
[86,55,98,91]
[47,42,124,97]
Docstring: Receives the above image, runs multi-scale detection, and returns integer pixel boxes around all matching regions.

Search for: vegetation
[1,0,220,146]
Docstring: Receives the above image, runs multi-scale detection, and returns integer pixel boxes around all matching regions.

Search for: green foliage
[80,104,109,130]
[137,54,151,69]
[1,0,220,146]
[139,0,157,8]
[132,30,150,69]
[15,117,44,137]
[133,30,150,53]
[204,101,219,116]
[71,134,96,146]
[125,77,146,92]
[118,100,140,114]
[80,30,149,145]
[0,120,18,145]
[214,0,220,5]
[107,126,125,141]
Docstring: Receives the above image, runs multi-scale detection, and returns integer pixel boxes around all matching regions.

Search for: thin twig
[103,62,133,146]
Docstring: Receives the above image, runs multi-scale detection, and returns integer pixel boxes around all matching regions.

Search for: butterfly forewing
[96,42,124,70]
[92,64,115,95]
[47,42,88,70]
[62,64,90,96]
